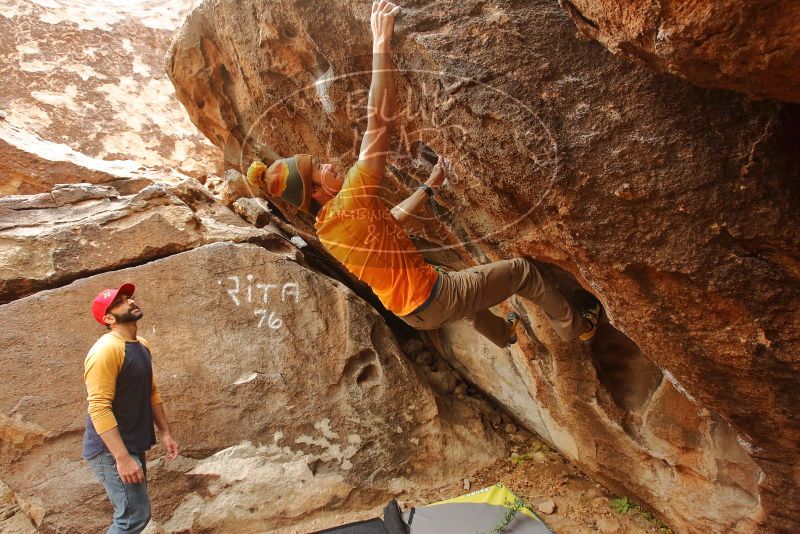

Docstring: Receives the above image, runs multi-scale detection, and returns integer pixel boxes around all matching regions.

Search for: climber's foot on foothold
[506,311,520,347]
[574,290,602,344]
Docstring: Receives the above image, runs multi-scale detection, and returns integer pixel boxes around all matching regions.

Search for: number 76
[254,310,282,329]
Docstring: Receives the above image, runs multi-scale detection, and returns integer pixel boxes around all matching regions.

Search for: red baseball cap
[91,283,136,326]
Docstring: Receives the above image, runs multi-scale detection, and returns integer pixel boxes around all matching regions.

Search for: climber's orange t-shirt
[314,160,438,316]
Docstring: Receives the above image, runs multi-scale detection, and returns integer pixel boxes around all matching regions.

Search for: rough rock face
[0,118,159,196]
[0,179,275,304]
[430,300,764,532]
[0,241,503,532]
[167,0,800,531]
[559,0,800,102]
[0,0,221,195]
[0,479,35,534]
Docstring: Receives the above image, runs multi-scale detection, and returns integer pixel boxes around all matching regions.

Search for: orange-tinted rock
[0,121,155,196]
[0,242,504,532]
[0,0,222,195]
[559,0,800,102]
[204,169,258,208]
[0,179,272,304]
[167,0,800,531]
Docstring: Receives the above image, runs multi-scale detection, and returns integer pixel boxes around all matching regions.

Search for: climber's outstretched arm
[358,1,401,185]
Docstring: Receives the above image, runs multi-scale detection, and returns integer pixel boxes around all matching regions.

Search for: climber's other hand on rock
[371,0,401,51]
[428,156,447,189]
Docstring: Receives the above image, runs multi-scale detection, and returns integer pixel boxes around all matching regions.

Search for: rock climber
[246,0,601,348]
[83,283,180,533]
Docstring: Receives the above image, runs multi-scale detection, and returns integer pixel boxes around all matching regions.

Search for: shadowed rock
[559,0,800,102]
[166,0,800,531]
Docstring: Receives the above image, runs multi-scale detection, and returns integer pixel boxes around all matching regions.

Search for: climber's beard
[111,306,143,324]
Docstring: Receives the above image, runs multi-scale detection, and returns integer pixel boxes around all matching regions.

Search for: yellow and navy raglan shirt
[82,330,161,460]
[314,160,439,317]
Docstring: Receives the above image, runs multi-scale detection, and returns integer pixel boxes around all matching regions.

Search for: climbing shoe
[573,289,601,344]
[506,311,520,347]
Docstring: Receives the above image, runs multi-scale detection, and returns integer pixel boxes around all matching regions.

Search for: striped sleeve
[84,338,123,434]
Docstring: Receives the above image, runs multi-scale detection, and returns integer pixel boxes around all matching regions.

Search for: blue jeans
[87,451,151,534]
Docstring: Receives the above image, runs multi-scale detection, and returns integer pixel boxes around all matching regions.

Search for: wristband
[419,183,434,197]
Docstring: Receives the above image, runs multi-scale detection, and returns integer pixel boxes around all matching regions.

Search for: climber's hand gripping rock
[371,0,401,50]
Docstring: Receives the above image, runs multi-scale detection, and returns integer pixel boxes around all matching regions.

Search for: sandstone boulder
[0,242,504,532]
[0,120,155,197]
[0,0,221,196]
[204,168,258,209]
[233,197,272,227]
[559,0,800,102]
[0,179,281,304]
[167,0,800,531]
[429,309,764,532]
[0,479,36,534]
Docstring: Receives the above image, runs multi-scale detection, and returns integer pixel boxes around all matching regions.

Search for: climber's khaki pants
[398,258,586,347]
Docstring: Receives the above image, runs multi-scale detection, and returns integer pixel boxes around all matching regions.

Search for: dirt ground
[407,437,672,534]
[295,332,673,534]
[295,434,672,534]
